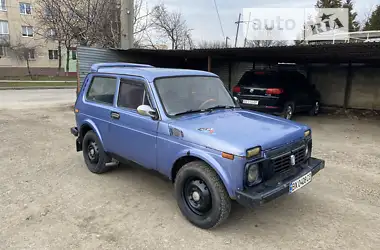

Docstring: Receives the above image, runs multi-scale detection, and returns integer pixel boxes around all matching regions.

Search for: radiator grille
[268,141,306,173]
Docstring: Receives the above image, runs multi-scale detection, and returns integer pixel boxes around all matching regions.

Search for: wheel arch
[79,120,104,146]
[170,149,233,198]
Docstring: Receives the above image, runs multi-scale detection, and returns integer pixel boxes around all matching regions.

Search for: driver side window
[117,78,151,110]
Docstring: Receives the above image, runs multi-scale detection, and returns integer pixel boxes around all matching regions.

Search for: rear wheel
[282,102,294,120]
[174,161,231,229]
[82,131,112,174]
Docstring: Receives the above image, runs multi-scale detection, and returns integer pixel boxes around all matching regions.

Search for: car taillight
[266,88,284,95]
[233,86,241,93]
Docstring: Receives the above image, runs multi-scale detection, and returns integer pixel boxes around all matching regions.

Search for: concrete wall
[310,66,347,107]
[0,67,65,77]
[211,61,254,90]
[310,65,380,110]
[349,67,380,110]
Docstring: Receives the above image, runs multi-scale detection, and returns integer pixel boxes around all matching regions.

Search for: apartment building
[0,0,76,77]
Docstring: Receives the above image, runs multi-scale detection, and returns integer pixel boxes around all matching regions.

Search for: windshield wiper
[173,105,236,116]
[203,105,236,112]
[173,109,205,116]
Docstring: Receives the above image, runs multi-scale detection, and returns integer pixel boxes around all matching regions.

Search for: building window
[47,28,55,37]
[0,0,6,11]
[44,7,52,18]
[0,20,8,34]
[20,3,32,15]
[27,49,35,59]
[22,26,33,37]
[48,50,58,60]
[0,45,8,57]
[71,50,77,60]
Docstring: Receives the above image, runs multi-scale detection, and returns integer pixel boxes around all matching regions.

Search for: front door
[108,76,158,169]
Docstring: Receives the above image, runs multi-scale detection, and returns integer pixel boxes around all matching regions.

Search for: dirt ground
[0,102,379,249]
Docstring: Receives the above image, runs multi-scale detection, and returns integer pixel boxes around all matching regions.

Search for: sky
[146,0,379,46]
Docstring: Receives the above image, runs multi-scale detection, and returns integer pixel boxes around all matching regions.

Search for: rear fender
[79,119,104,147]
[173,148,234,198]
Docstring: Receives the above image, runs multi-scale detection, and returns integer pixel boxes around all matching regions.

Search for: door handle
[110,111,120,120]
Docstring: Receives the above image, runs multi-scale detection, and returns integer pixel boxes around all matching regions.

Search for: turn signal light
[304,130,311,137]
[222,152,234,160]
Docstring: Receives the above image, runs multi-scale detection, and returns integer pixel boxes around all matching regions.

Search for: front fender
[173,148,234,198]
[79,119,105,148]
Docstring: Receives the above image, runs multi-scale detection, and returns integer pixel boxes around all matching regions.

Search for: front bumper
[235,157,324,208]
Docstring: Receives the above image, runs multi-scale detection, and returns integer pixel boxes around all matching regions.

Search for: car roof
[97,67,218,82]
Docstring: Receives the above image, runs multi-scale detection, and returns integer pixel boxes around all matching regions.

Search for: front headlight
[304,140,312,160]
[247,163,260,184]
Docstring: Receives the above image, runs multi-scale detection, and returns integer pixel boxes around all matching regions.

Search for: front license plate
[289,172,312,194]
[242,99,259,105]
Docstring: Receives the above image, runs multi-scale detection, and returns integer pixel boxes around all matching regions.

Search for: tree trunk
[57,41,62,76]
[26,59,32,79]
[66,47,70,76]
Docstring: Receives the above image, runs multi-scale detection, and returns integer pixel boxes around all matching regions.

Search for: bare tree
[34,0,81,75]
[247,40,288,47]
[197,40,227,49]
[35,0,154,50]
[246,24,288,47]
[2,38,40,79]
[133,0,154,47]
[151,4,192,49]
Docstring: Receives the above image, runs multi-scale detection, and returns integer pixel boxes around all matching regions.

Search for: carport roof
[122,43,380,64]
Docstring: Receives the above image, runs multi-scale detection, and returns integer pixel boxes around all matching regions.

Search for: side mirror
[137,105,157,119]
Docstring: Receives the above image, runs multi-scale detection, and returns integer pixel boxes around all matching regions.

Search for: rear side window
[117,78,150,109]
[238,71,280,87]
[86,76,117,105]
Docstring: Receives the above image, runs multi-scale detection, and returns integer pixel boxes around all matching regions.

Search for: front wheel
[309,101,320,116]
[174,161,231,229]
[282,102,294,120]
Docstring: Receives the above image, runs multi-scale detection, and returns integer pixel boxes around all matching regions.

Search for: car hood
[168,109,309,156]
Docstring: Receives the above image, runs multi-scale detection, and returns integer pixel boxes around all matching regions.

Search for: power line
[212,0,225,38]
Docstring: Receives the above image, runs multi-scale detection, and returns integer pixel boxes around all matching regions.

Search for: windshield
[154,76,237,116]
[239,72,280,87]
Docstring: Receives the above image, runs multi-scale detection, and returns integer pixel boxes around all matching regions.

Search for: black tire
[309,100,320,116]
[82,130,112,174]
[174,161,231,229]
[282,102,294,120]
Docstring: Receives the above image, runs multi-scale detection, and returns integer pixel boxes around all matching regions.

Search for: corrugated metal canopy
[118,43,380,63]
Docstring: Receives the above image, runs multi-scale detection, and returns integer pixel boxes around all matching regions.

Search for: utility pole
[234,13,242,47]
[120,0,134,49]
[243,12,251,47]
[225,36,230,47]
